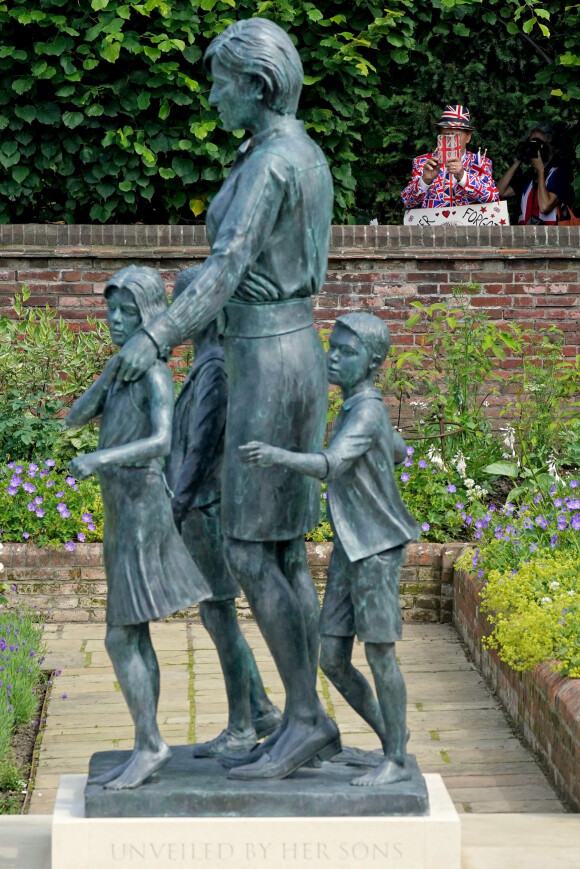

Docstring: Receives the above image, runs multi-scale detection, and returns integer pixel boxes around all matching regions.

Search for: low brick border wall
[1,540,465,624]
[454,566,580,811]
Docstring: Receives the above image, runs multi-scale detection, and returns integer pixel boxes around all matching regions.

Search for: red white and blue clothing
[511,160,574,225]
[401,150,500,209]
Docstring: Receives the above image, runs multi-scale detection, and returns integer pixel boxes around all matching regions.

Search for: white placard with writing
[404,201,509,227]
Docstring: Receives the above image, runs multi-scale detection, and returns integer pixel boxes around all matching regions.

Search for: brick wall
[1,540,465,624]
[454,566,580,811]
[1,224,578,427]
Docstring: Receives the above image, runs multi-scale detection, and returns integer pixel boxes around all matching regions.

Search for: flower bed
[454,565,580,811]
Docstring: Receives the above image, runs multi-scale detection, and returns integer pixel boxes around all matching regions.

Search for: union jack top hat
[435,105,474,130]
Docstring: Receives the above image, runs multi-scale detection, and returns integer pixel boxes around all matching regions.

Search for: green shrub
[0,287,113,464]
[477,550,580,677]
[0,1,577,224]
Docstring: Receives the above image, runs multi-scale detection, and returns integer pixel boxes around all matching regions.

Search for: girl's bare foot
[88,753,135,786]
[351,758,411,787]
[103,744,172,790]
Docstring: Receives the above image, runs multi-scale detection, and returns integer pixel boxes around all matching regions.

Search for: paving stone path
[29,622,564,816]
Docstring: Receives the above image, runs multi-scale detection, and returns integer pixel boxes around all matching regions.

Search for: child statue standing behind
[240,313,419,786]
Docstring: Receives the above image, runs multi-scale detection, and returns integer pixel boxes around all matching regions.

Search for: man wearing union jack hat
[401,105,499,209]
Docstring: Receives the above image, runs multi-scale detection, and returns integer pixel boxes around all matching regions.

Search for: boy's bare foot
[103,744,172,790]
[351,758,411,787]
[88,754,134,786]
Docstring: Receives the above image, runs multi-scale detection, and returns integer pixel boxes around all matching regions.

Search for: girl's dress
[97,362,210,625]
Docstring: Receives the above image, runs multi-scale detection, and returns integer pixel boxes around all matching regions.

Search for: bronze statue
[67,266,211,790]
[113,19,339,780]
[240,314,420,786]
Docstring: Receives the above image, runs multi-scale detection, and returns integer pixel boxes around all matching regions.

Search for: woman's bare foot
[351,758,411,787]
[103,744,172,790]
[88,753,135,786]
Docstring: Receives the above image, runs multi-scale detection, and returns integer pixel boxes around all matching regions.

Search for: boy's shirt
[166,346,227,515]
[322,388,419,563]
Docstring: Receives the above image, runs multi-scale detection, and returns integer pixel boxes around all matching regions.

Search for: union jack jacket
[401,151,500,209]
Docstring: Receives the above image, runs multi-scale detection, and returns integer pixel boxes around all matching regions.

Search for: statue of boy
[165,266,281,758]
[240,313,419,786]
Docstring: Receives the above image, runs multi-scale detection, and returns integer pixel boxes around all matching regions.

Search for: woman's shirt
[146,116,334,357]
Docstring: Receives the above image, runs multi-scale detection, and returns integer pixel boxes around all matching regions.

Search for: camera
[515,138,550,164]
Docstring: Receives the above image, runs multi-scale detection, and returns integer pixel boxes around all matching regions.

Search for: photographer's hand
[422,157,441,186]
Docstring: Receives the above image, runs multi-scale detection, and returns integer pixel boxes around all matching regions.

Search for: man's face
[327,324,372,391]
[440,127,472,154]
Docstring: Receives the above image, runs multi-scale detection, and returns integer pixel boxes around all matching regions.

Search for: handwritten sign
[404,201,509,227]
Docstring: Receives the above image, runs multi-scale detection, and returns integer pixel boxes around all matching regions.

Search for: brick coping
[0,224,578,258]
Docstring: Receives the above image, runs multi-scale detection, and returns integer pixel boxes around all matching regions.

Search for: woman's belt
[222,296,313,338]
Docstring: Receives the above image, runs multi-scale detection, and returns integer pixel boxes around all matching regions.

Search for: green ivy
[0,0,577,224]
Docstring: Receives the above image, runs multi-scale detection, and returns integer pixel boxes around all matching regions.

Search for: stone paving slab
[26,622,565,816]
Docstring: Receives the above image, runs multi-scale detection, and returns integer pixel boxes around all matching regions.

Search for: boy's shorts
[181,501,239,602]
[320,540,406,644]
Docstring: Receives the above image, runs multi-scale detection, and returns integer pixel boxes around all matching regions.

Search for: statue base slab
[52,770,460,869]
[85,745,428,817]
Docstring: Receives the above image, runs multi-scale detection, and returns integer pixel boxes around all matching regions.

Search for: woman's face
[106,287,142,347]
[209,55,264,132]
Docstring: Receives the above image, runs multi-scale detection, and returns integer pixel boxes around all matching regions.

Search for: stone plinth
[53,773,460,869]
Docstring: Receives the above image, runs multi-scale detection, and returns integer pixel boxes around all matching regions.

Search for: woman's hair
[204,17,303,115]
[336,313,391,366]
[525,120,556,143]
[104,265,168,327]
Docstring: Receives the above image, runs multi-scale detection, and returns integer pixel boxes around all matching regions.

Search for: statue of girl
[67,265,211,790]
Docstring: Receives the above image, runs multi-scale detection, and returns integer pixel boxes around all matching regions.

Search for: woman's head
[104,266,167,347]
[525,120,555,144]
[204,18,303,116]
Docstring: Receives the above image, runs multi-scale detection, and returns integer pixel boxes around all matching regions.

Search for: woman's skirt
[222,297,327,541]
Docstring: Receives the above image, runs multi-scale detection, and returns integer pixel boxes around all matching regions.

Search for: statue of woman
[114,18,339,780]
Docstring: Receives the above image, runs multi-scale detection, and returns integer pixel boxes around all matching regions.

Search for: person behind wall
[496,121,575,225]
[401,104,499,210]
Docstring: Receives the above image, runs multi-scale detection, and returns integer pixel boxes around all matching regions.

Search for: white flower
[547,454,562,483]
[540,596,552,605]
[550,581,560,590]
[500,424,516,459]
[464,478,475,489]
[451,451,468,480]
[568,590,575,597]
[427,445,447,471]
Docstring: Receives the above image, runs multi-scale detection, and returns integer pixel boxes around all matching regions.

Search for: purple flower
[87,522,96,532]
[65,476,75,486]
[15,465,23,473]
[55,491,64,498]
[64,541,75,551]
[22,532,29,539]
[0,639,6,651]
[27,502,36,512]
[418,460,427,469]
[455,501,464,509]
[77,532,86,542]
[6,486,18,496]
[447,484,456,493]
[568,499,580,510]
[570,480,579,489]
[61,693,67,700]
[82,513,92,522]
[571,514,580,531]
[322,492,327,500]
[551,534,558,548]
[557,515,568,530]
[554,498,564,508]
[477,569,484,578]
[55,669,62,676]
[46,480,55,488]
[35,508,45,518]
[474,530,483,539]
[39,469,49,477]
[535,515,548,530]
[22,482,36,494]
[45,459,55,467]
[406,446,415,456]
[7,461,15,469]
[28,463,38,474]
[421,522,430,532]
[404,457,413,467]
[400,473,410,483]
[34,496,43,505]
